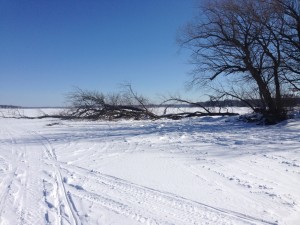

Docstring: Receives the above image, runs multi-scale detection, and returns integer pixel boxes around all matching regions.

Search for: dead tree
[158,96,238,120]
[66,88,158,120]
[64,87,239,121]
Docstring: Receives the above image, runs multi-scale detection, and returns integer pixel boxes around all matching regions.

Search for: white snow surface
[0,108,299,225]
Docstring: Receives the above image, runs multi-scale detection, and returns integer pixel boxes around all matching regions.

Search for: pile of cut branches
[65,87,238,121]
[66,87,158,120]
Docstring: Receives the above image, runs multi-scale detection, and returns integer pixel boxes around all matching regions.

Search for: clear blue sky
[0,0,196,106]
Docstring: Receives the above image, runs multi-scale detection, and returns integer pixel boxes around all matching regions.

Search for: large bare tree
[275,0,300,91]
[180,0,299,123]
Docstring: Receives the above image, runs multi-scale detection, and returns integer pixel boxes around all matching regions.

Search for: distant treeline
[200,98,300,108]
[0,105,20,109]
[0,105,64,109]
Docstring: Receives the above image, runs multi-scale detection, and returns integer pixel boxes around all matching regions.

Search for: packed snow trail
[0,110,299,224]
[0,125,79,225]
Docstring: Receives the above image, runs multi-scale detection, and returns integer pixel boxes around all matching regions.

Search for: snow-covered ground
[0,108,299,225]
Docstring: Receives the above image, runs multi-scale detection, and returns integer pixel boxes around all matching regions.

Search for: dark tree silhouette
[180,0,300,123]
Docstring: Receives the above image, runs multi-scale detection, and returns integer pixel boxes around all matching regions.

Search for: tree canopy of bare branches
[180,0,300,123]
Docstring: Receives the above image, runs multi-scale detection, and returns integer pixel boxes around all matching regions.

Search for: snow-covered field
[0,108,299,225]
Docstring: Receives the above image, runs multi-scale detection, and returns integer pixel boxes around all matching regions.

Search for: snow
[0,108,299,225]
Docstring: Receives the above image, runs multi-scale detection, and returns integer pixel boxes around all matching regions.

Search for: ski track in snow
[0,111,299,224]
[0,125,80,225]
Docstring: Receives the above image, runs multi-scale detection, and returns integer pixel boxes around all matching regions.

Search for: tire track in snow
[0,127,30,225]
[1,124,81,225]
[70,188,165,225]
[0,129,15,220]
[32,131,82,225]
[10,127,50,225]
[0,168,17,222]
[61,164,276,225]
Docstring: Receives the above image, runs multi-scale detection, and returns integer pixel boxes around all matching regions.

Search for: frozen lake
[0,108,299,225]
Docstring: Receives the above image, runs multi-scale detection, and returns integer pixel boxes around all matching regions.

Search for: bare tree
[274,0,300,91]
[180,0,300,123]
